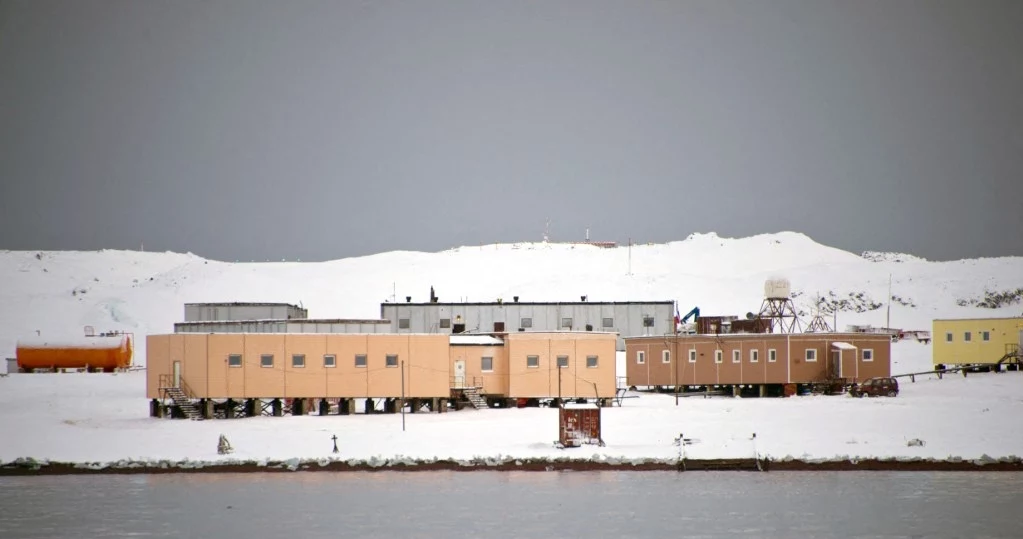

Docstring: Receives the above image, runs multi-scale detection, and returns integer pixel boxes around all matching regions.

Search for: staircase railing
[157,373,196,399]
[450,375,483,388]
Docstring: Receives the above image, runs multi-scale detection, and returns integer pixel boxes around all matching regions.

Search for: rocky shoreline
[2,456,1022,476]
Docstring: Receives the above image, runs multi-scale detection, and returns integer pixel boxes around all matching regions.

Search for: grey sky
[1,0,1021,262]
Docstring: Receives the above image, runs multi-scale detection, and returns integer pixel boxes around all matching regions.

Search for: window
[715,350,723,364]
[561,317,573,329]
[557,355,569,368]
[439,318,451,329]
[521,317,533,328]
[398,318,410,329]
[481,356,493,372]
[982,331,990,342]
[768,349,777,363]
[805,349,817,362]
[323,354,336,368]
[586,355,598,368]
[946,332,953,342]
[643,316,655,328]
[662,350,671,363]
[964,332,971,342]
[386,354,399,368]
[292,354,305,368]
[862,349,873,362]
[732,350,740,364]
[602,317,614,328]
[636,351,645,364]
[228,354,242,368]
[688,349,697,363]
[527,355,539,368]
[354,354,367,368]
[750,350,759,363]
[260,354,274,368]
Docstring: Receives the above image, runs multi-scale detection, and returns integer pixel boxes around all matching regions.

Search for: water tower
[757,278,803,333]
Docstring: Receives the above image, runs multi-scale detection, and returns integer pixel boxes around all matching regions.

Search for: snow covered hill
[2,231,1023,467]
[2,231,1022,367]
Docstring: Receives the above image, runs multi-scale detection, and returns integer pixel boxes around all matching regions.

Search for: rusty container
[559,403,603,448]
[16,334,133,371]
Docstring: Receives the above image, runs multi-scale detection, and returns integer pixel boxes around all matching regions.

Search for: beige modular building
[148,331,616,418]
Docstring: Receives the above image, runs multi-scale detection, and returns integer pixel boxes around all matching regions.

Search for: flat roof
[450,335,505,346]
[184,302,306,309]
[933,317,1023,322]
[175,318,390,326]
[159,332,446,336]
[382,301,675,307]
[624,332,893,340]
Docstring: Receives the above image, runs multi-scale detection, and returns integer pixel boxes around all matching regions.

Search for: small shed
[558,403,604,448]
[5,358,18,374]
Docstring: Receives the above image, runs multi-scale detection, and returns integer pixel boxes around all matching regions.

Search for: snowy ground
[2,341,1021,466]
[1,233,1021,466]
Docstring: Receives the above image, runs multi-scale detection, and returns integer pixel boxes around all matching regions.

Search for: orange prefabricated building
[16,334,133,372]
[147,331,617,414]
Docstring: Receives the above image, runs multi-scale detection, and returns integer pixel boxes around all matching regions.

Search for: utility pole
[886,273,892,330]
[558,361,562,404]
[628,238,632,275]
[400,360,406,432]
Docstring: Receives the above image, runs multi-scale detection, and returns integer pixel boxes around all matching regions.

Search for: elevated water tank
[16,334,133,372]
[764,278,792,300]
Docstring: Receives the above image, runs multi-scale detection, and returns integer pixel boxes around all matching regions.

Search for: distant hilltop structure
[541,219,616,248]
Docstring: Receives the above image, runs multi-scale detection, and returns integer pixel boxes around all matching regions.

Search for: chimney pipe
[406,296,412,303]
[513,296,519,302]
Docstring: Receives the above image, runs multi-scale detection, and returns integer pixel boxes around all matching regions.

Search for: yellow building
[932,317,1023,367]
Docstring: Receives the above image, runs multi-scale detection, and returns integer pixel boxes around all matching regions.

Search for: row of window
[227,353,399,369]
[398,316,657,330]
[636,349,875,364]
[224,354,601,370]
[945,331,991,343]
[523,355,598,369]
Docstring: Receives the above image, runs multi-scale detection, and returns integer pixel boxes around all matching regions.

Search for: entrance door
[173,361,182,388]
[454,359,466,388]
[830,351,842,378]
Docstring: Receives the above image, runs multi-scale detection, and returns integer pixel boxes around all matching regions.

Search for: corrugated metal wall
[379,303,674,350]
[183,304,307,322]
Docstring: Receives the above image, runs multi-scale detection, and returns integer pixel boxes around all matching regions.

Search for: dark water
[0,471,1018,538]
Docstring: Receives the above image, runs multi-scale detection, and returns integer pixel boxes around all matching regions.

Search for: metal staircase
[462,387,489,409]
[161,385,203,420]
[997,344,1021,366]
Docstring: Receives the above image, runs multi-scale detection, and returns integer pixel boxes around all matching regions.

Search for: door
[173,361,182,388]
[830,351,842,378]
[454,359,466,388]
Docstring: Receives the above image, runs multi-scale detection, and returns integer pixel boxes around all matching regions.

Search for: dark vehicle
[849,377,899,398]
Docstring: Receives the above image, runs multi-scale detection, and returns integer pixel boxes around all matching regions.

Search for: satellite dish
[746,312,755,320]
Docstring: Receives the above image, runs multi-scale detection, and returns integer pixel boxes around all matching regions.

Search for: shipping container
[558,403,604,448]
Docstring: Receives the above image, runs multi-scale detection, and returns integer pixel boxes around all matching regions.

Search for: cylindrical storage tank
[16,335,133,371]
[764,278,791,300]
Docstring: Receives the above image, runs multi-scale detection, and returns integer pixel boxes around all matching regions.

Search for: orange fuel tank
[16,334,133,371]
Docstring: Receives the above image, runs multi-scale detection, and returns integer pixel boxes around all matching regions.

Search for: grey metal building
[183,302,308,322]
[380,300,676,350]
[174,319,390,334]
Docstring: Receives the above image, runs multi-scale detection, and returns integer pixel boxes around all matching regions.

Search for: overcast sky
[1,0,1021,262]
